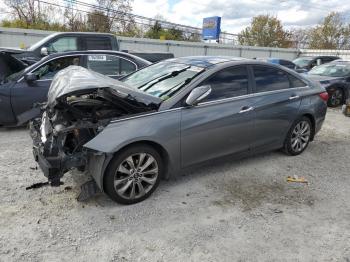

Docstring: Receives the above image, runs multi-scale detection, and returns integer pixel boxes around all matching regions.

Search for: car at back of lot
[29,56,328,204]
[0,50,151,126]
[293,56,340,71]
[305,59,350,107]
[255,57,306,73]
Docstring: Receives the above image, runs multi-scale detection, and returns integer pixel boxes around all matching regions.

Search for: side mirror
[24,73,38,82]
[316,58,322,66]
[40,47,48,56]
[185,85,211,106]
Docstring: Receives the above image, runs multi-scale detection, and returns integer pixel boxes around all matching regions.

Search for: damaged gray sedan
[30,57,328,204]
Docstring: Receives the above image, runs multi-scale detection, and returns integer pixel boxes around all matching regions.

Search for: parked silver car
[30,56,328,204]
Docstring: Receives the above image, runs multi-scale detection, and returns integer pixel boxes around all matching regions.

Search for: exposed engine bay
[30,66,161,186]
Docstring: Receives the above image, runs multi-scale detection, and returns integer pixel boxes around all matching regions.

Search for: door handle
[239,106,254,113]
[289,95,300,100]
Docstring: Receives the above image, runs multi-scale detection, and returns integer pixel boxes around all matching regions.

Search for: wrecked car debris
[26,182,49,190]
[30,66,161,190]
[77,180,101,202]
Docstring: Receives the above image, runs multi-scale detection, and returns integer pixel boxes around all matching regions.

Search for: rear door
[180,65,256,167]
[249,65,307,150]
[11,55,82,118]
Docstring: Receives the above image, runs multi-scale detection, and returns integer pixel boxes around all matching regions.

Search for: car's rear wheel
[284,117,312,156]
[104,145,163,204]
[327,87,344,107]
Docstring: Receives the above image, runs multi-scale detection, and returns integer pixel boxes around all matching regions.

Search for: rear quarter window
[85,37,112,50]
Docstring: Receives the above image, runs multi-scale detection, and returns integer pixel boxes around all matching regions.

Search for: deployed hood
[0,51,27,81]
[47,66,162,106]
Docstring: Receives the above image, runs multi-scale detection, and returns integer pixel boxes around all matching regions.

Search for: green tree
[144,21,164,39]
[238,15,291,48]
[308,12,350,49]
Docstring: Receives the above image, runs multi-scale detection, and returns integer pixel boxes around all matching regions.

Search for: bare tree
[95,0,134,33]
[5,0,44,26]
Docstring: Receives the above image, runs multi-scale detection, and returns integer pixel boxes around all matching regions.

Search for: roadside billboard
[202,16,221,40]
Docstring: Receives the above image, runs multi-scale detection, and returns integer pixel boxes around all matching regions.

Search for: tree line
[1,0,350,49]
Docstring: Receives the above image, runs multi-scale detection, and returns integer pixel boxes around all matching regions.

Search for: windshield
[309,63,350,77]
[293,57,312,68]
[27,34,56,51]
[122,61,204,99]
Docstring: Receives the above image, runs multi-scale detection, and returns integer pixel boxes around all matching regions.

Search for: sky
[1,0,350,33]
[131,0,350,33]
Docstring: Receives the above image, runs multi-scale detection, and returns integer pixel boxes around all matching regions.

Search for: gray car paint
[83,60,327,191]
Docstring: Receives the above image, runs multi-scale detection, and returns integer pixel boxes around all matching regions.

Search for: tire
[327,87,344,107]
[104,144,163,205]
[284,117,312,156]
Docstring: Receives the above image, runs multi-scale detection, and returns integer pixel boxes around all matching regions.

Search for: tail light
[319,92,329,102]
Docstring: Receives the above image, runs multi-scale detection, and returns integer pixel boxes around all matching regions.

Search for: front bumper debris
[30,118,87,186]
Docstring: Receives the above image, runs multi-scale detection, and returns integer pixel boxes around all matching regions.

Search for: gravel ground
[0,108,349,262]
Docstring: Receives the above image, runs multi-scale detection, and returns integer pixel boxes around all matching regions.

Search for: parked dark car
[306,60,350,107]
[0,50,151,126]
[29,56,328,204]
[255,57,306,73]
[293,56,340,71]
[0,32,173,79]
[0,32,119,66]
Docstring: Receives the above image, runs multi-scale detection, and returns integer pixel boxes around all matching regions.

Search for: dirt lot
[0,108,349,262]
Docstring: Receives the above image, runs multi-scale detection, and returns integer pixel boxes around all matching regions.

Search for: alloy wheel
[290,120,311,153]
[113,153,159,200]
[329,89,343,107]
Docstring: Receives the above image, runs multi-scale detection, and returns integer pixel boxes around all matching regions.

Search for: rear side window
[85,37,112,50]
[289,74,306,88]
[87,55,136,76]
[201,66,249,102]
[253,66,290,93]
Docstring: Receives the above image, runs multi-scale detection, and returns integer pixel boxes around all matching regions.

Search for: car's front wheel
[104,144,163,204]
[284,117,312,156]
[327,87,344,107]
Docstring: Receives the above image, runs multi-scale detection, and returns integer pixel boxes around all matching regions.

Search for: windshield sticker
[88,55,107,61]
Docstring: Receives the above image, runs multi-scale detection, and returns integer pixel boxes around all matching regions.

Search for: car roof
[49,32,115,37]
[166,56,246,68]
[40,50,151,64]
[296,56,340,59]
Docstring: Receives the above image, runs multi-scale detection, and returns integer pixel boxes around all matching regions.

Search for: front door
[11,55,82,119]
[180,66,255,167]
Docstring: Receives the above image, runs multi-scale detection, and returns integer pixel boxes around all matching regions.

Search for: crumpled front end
[29,66,160,187]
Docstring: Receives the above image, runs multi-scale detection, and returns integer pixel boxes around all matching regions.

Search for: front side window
[253,66,290,93]
[47,37,78,53]
[200,66,249,102]
[87,55,136,76]
[293,57,312,68]
[32,56,80,80]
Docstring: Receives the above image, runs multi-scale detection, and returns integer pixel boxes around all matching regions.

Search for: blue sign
[202,16,221,40]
